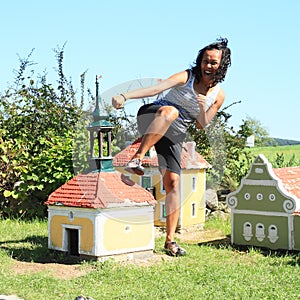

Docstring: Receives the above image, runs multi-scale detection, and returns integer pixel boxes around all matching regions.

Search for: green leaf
[37,184,44,190]
[0,172,7,178]
[11,191,19,199]
[3,190,12,197]
[1,155,9,163]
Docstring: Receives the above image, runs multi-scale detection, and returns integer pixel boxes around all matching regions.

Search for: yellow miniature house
[45,172,156,259]
[45,77,156,260]
[114,140,211,230]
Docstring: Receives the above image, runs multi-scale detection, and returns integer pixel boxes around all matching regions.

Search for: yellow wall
[115,167,206,228]
[50,215,94,252]
[103,214,153,251]
[181,169,206,227]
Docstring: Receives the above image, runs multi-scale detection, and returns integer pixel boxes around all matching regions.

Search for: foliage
[243,116,274,146]
[272,153,299,168]
[105,104,140,154]
[250,145,300,167]
[0,46,87,218]
[188,102,255,191]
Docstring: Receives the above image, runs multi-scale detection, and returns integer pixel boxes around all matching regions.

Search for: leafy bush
[0,46,87,218]
[188,102,255,191]
[272,153,299,168]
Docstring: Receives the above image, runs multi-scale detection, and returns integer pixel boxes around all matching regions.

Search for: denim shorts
[137,103,186,175]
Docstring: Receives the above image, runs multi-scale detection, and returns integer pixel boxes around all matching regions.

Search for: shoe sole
[164,244,187,257]
[164,250,187,257]
[124,167,144,176]
[164,249,177,257]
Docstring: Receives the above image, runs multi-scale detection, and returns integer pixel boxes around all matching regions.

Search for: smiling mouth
[204,70,212,75]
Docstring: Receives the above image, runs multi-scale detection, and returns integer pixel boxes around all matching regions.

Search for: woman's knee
[156,106,179,122]
[163,172,180,192]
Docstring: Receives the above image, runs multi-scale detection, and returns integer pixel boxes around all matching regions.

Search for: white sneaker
[124,158,144,176]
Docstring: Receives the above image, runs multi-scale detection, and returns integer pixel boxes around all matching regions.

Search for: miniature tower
[87,76,114,172]
[45,76,156,260]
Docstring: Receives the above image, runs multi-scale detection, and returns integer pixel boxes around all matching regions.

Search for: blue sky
[1,0,300,140]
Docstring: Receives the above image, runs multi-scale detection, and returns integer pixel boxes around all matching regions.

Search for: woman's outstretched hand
[112,94,125,109]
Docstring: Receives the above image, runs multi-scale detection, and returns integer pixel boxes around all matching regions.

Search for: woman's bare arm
[112,71,189,109]
[196,88,225,129]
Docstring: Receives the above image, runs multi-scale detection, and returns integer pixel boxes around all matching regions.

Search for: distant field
[250,144,300,166]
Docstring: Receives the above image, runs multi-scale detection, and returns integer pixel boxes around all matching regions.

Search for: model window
[192,177,196,192]
[191,203,196,217]
[255,223,265,242]
[68,211,74,222]
[255,167,263,174]
[268,225,279,243]
[161,203,167,219]
[244,193,251,200]
[269,194,276,201]
[160,175,166,194]
[141,176,151,189]
[243,222,253,241]
[256,193,263,201]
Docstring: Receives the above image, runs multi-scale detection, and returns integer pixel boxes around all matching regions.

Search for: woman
[112,37,231,256]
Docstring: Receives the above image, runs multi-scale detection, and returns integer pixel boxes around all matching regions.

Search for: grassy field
[250,144,300,166]
[1,218,300,300]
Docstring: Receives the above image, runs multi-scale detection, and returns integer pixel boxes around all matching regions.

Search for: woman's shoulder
[181,69,194,87]
[167,70,190,86]
[214,85,225,103]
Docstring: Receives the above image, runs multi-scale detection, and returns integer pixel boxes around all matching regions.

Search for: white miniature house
[45,77,156,260]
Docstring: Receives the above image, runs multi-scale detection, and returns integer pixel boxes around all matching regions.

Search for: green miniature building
[227,154,300,250]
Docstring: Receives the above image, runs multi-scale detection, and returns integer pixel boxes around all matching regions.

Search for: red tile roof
[181,142,211,169]
[273,166,300,199]
[113,138,158,167]
[113,139,211,169]
[45,171,156,208]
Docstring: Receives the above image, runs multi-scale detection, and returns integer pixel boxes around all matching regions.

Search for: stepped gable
[45,171,156,209]
[249,154,300,213]
[273,166,300,200]
[251,154,300,201]
[113,139,210,169]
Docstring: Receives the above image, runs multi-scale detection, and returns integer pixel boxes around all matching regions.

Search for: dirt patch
[155,225,229,244]
[11,227,228,279]
[12,261,89,279]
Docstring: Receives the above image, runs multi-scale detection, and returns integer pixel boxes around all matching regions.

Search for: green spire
[87,75,115,172]
[89,75,113,128]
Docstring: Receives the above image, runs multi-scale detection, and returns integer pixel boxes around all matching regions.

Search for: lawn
[250,144,300,166]
[0,218,300,300]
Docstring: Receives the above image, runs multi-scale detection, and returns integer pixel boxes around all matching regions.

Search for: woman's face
[201,49,222,84]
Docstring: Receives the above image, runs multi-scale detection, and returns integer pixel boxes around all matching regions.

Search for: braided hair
[191,37,231,86]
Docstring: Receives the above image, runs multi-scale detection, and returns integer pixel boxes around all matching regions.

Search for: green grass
[1,218,300,299]
[250,144,300,165]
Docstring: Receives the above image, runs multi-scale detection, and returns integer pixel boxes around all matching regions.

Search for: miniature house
[226,154,300,251]
[113,140,211,230]
[45,172,156,259]
[45,77,156,260]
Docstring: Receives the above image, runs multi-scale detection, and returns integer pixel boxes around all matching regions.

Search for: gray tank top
[153,70,220,133]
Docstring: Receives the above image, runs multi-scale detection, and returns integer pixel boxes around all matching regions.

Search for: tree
[243,116,274,146]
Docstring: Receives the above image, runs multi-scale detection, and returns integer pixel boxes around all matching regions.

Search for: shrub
[0,46,87,218]
[188,102,255,191]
